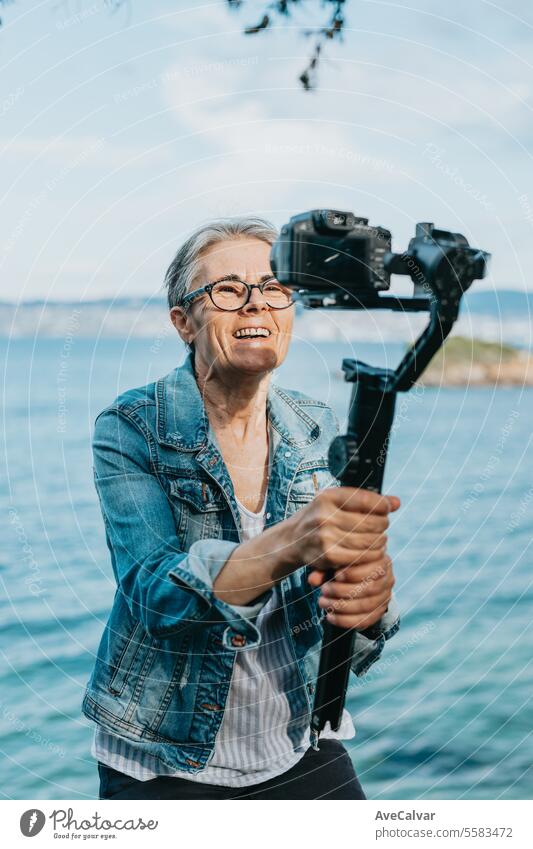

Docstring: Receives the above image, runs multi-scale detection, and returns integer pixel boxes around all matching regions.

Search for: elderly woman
[82,218,400,800]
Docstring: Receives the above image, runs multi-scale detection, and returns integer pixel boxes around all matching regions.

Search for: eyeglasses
[180,275,295,312]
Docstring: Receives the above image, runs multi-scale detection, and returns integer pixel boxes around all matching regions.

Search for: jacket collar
[155,351,321,450]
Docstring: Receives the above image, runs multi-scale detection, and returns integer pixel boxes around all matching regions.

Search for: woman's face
[171,237,295,378]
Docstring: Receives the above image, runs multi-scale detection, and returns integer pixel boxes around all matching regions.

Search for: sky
[1,0,533,302]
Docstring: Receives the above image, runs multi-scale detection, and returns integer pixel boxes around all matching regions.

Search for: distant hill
[419,336,533,387]
[2,288,532,314]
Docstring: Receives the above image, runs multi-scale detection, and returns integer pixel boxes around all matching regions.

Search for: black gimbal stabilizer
[271,210,490,736]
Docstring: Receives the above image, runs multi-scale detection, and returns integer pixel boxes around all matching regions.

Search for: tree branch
[0,0,347,88]
[227,0,346,90]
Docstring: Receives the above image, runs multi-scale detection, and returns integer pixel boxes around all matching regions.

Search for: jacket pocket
[168,478,226,547]
[108,621,145,696]
[287,462,339,507]
[168,478,225,512]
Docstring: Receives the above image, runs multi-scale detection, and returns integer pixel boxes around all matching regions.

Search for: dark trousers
[98,739,366,800]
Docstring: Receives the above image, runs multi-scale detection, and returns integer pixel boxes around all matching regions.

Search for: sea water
[1,337,531,799]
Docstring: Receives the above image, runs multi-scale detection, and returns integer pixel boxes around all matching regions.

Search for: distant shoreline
[1,289,532,350]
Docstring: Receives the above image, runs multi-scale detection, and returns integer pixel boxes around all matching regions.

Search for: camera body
[270,209,392,294]
[270,210,489,305]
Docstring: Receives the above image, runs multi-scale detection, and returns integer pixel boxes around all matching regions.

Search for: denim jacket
[82,352,400,773]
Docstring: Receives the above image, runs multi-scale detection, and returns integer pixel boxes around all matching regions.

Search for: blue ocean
[1,337,532,800]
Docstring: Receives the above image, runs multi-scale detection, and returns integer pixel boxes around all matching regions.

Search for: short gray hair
[165,217,279,310]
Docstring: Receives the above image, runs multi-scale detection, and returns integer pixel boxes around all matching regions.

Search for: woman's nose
[242,286,270,311]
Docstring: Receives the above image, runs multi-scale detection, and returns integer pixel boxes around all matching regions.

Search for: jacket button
[231,634,247,647]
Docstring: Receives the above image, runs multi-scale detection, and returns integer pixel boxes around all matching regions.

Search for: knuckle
[369,546,385,563]
[367,491,388,514]
[344,565,359,582]
[346,581,361,600]
[348,551,364,566]
[368,533,387,549]
[315,522,329,548]
[367,560,382,578]
[375,514,389,532]
[323,581,337,599]
[359,597,374,614]
[321,545,336,569]
[361,490,375,512]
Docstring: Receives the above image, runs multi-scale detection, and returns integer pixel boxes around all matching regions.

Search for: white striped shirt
[92,496,354,787]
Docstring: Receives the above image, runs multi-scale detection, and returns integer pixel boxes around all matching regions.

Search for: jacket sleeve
[92,407,264,649]
[350,592,401,676]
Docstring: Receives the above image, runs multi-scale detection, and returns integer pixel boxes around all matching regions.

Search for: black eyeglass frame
[179,278,296,312]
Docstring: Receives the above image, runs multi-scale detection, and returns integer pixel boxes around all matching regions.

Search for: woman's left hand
[313,555,395,629]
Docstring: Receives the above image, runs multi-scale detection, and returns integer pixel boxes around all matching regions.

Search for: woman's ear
[170,306,193,346]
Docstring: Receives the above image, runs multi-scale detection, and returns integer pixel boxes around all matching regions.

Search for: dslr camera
[270,208,489,306]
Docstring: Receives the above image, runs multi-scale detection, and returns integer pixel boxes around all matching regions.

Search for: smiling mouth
[233,327,272,339]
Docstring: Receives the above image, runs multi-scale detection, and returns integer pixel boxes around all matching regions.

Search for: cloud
[0,135,171,169]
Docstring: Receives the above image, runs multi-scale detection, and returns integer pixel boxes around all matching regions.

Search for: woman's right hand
[286,486,400,576]
[214,486,399,610]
